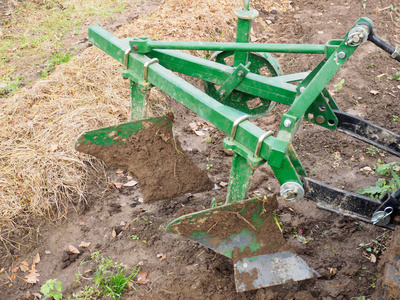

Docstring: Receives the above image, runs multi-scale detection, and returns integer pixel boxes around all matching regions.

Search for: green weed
[357,160,400,199]
[206,157,213,170]
[388,71,400,81]
[0,75,23,97]
[41,279,63,300]
[333,79,345,92]
[42,51,72,78]
[366,145,381,157]
[91,251,140,299]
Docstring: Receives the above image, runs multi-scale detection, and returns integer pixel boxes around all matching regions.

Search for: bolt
[316,115,325,124]
[299,87,306,93]
[237,70,245,78]
[131,45,139,51]
[219,90,227,98]
[283,119,292,127]
[243,263,248,269]
[337,51,346,59]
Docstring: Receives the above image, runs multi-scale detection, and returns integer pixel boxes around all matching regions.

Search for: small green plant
[68,286,95,300]
[357,160,400,199]
[206,157,213,170]
[366,145,381,157]
[41,279,63,300]
[0,75,24,97]
[204,137,212,143]
[91,252,140,299]
[358,296,366,300]
[273,212,283,232]
[333,79,345,92]
[129,235,139,240]
[42,51,72,78]
[292,228,313,244]
[393,115,399,122]
[390,4,398,11]
[321,230,328,237]
[388,71,400,80]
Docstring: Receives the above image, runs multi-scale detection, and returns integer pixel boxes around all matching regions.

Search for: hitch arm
[368,27,400,62]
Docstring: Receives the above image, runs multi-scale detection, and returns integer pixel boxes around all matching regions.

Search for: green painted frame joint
[130,37,153,53]
[223,138,265,168]
[218,63,250,101]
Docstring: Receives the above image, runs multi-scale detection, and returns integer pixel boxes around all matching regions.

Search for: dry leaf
[11,273,16,281]
[370,254,377,263]
[0,268,4,274]
[329,267,337,275]
[157,253,167,261]
[68,245,80,254]
[113,182,123,189]
[189,122,198,131]
[79,241,91,248]
[370,89,380,95]
[194,130,205,136]
[112,228,117,238]
[25,265,40,284]
[20,263,29,272]
[25,291,31,299]
[32,293,42,299]
[137,271,150,284]
[123,180,138,187]
[127,176,133,180]
[116,170,124,177]
[11,265,19,273]
[219,181,228,187]
[32,253,40,265]
[49,144,58,152]
[84,269,92,274]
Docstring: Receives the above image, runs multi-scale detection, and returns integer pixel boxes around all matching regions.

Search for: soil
[1,0,400,299]
[76,113,213,202]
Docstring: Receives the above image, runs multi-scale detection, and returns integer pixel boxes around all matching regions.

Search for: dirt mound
[76,113,213,202]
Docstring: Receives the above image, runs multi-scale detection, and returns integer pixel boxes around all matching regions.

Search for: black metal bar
[335,110,400,157]
[301,177,386,223]
[368,28,400,62]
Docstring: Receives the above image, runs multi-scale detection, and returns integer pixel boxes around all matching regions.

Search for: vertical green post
[130,80,148,120]
[225,152,255,204]
[232,4,259,67]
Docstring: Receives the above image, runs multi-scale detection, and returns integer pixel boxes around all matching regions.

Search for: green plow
[166,196,318,291]
[75,0,400,292]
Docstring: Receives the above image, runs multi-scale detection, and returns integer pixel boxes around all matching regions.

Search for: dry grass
[0,0,290,256]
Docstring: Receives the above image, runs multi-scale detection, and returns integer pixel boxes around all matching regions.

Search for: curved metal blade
[166,197,319,291]
[335,110,400,157]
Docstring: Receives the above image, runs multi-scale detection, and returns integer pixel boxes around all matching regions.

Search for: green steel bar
[129,81,148,119]
[131,39,328,54]
[88,25,302,185]
[147,49,297,105]
[233,18,252,66]
[225,153,255,204]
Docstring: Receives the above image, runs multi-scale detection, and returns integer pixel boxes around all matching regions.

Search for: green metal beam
[130,38,328,54]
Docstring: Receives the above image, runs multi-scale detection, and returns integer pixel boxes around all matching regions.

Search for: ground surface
[1,0,400,299]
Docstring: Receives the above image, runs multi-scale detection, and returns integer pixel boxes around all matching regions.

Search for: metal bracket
[229,115,250,141]
[254,130,273,158]
[217,63,250,101]
[124,48,131,69]
[141,58,159,87]
[391,46,400,59]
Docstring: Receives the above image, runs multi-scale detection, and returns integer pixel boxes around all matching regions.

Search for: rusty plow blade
[166,196,319,291]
